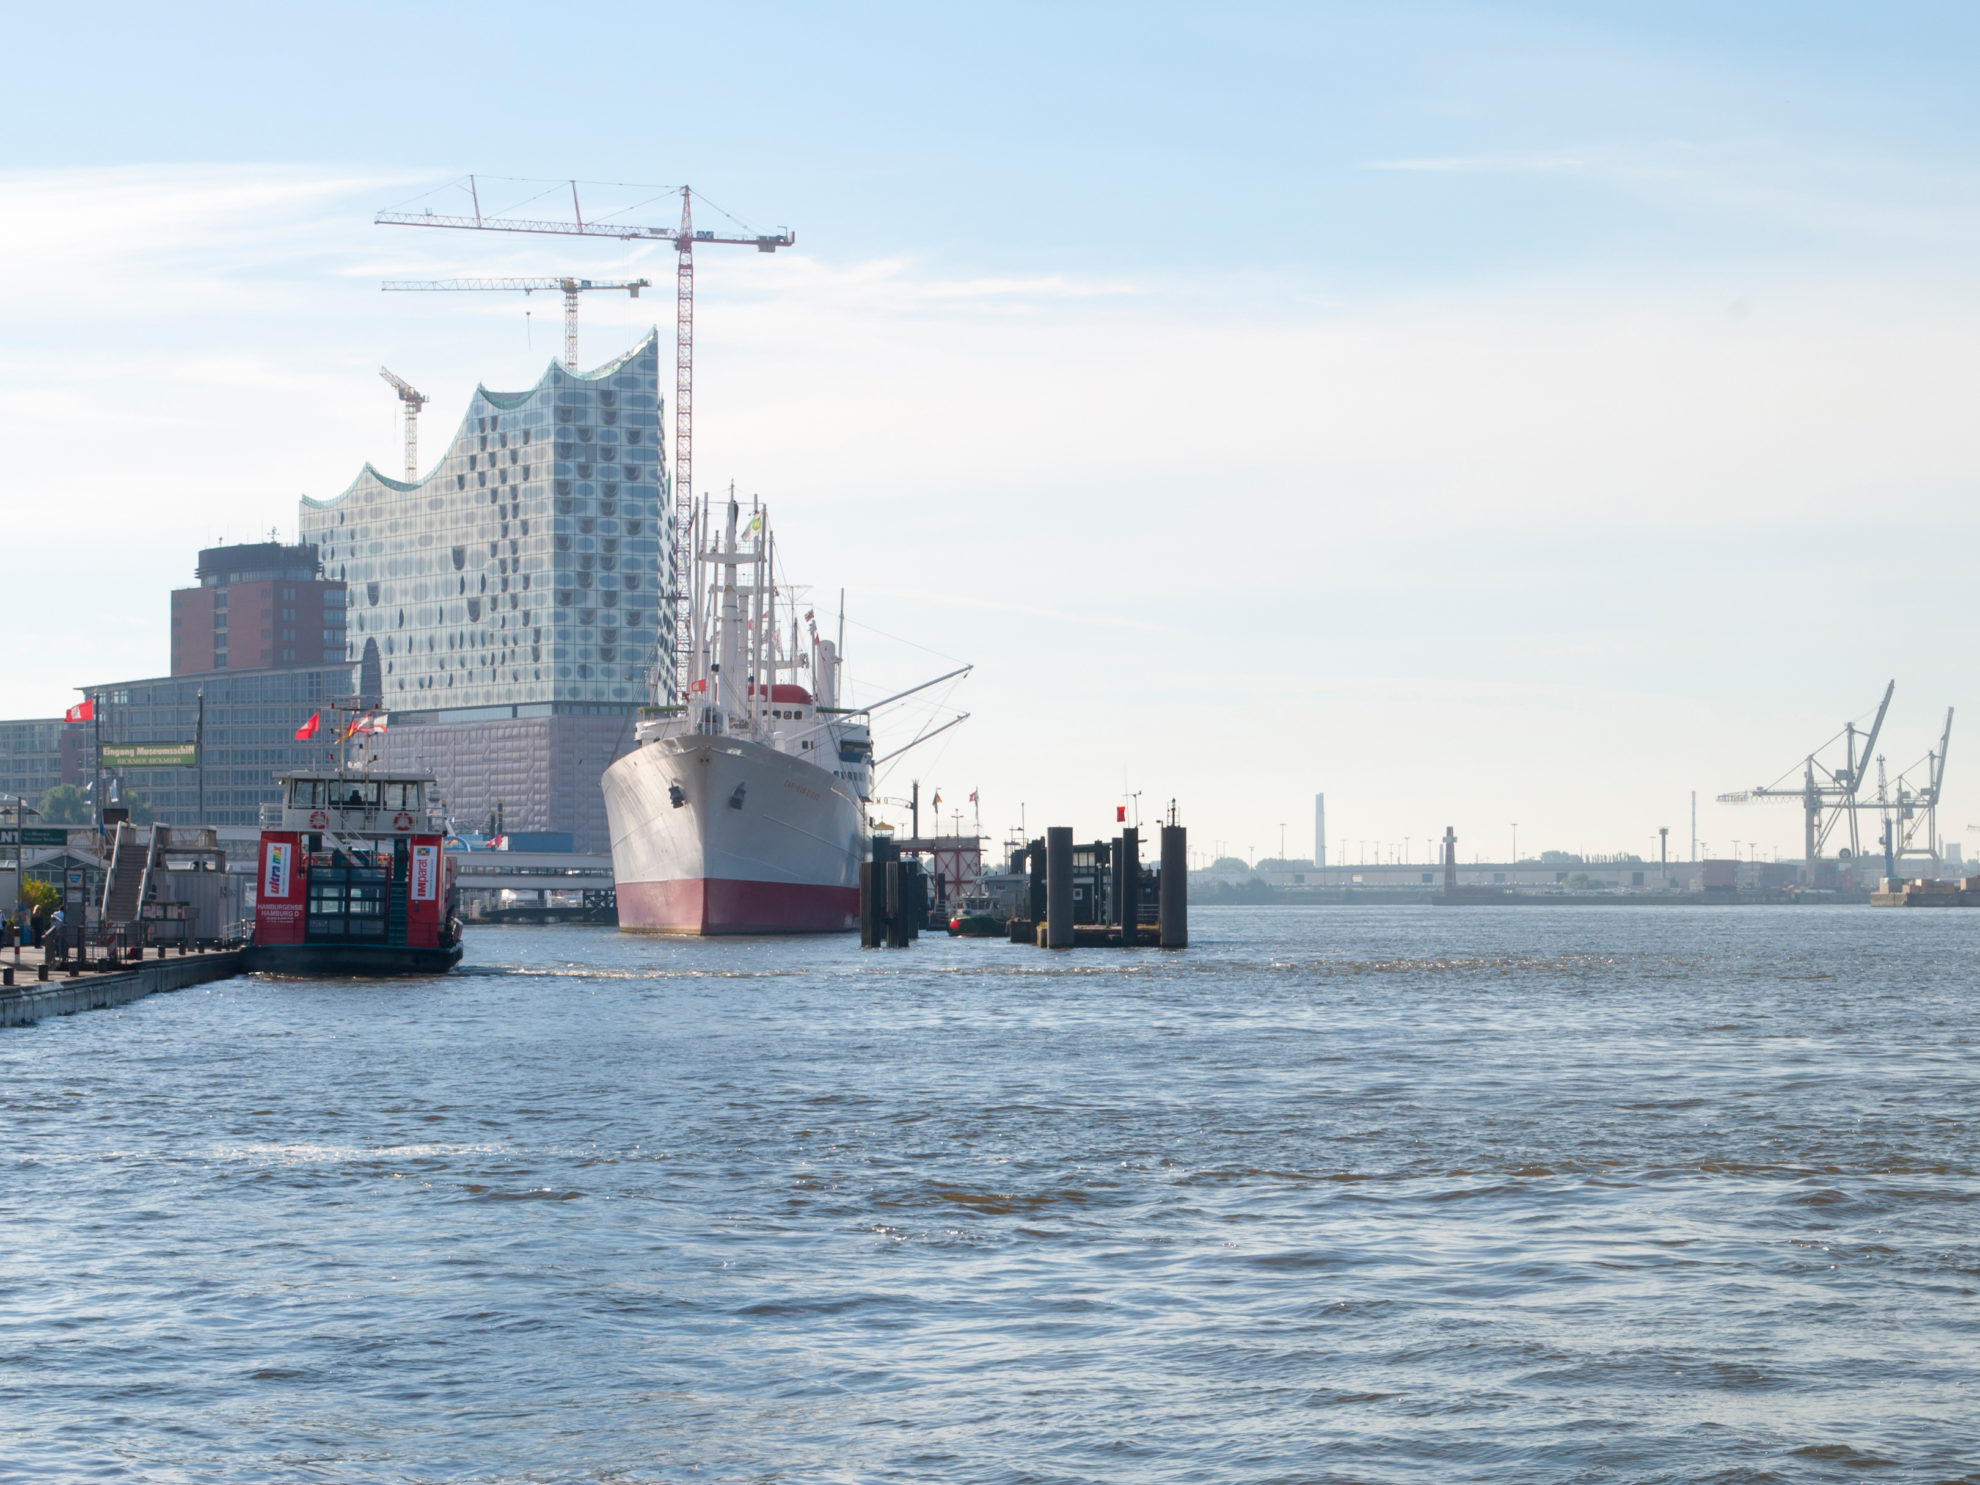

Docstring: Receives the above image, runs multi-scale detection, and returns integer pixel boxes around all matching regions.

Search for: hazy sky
[6,2,1980,863]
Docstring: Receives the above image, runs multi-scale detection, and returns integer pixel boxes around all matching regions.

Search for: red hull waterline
[617,877,860,935]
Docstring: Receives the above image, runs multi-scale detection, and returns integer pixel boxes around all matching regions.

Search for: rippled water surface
[5,907,1980,1482]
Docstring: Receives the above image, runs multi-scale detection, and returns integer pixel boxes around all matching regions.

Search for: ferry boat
[244,765,463,974]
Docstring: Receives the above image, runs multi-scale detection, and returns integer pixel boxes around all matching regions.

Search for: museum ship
[244,756,463,974]
[602,494,879,933]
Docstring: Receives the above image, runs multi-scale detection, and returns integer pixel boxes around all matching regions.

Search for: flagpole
[92,691,103,842]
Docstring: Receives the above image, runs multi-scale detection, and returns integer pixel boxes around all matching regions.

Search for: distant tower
[1314,794,1326,867]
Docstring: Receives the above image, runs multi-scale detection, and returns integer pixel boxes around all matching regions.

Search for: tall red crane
[376,178,795,700]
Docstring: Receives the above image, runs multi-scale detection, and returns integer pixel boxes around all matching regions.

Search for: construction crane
[377,367,428,481]
[375,177,794,700]
[380,276,651,371]
[1717,680,1894,869]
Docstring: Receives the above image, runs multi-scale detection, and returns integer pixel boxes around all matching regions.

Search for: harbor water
[4,908,1978,1482]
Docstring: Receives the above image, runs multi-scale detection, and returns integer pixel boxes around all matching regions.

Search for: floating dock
[860,817,1189,949]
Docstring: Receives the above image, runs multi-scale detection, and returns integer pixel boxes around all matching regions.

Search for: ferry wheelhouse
[244,769,462,975]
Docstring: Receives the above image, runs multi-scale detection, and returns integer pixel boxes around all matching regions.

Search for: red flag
[1117,805,1126,822]
[64,698,93,723]
[294,712,321,741]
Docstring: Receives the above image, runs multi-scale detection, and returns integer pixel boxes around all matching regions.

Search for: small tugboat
[946,893,1006,937]
[244,745,462,975]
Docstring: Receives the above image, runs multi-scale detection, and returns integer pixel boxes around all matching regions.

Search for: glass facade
[83,664,356,827]
[0,718,76,806]
[300,334,670,711]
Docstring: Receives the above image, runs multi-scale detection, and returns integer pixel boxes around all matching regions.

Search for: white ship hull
[602,733,865,934]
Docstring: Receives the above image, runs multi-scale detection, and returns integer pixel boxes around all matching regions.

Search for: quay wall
[0,951,243,1028]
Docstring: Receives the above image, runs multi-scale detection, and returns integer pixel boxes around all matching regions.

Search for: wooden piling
[1120,827,1139,947]
[858,861,877,947]
[1046,827,1074,948]
[1159,825,1187,948]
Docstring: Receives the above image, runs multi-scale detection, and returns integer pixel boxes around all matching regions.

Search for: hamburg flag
[294,712,321,741]
[64,698,93,723]
[1117,806,1127,822]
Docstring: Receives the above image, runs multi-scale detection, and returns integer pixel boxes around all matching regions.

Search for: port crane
[375,176,795,700]
[1717,680,1894,868]
[1878,707,1955,873]
[377,367,427,481]
[380,276,652,371]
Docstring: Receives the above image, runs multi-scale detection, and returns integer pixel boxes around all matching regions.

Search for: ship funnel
[815,640,839,709]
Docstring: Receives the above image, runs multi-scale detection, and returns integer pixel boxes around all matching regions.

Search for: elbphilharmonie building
[298,333,668,850]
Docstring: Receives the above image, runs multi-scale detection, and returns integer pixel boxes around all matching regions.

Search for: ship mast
[716,495,742,729]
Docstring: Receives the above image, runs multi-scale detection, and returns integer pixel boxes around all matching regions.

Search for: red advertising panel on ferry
[406,836,443,947]
[255,832,305,945]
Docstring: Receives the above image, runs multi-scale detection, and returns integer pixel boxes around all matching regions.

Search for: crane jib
[375,211,793,250]
[376,186,794,707]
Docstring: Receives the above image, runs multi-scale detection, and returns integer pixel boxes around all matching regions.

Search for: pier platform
[0,946,243,1028]
[1014,920,1161,947]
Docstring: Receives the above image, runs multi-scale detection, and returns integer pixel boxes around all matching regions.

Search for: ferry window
[292,779,326,807]
[383,782,421,810]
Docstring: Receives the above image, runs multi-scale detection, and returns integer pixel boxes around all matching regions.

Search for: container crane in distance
[380,276,652,371]
[1877,707,1955,872]
[1717,680,1894,869]
[375,176,794,701]
[378,367,428,481]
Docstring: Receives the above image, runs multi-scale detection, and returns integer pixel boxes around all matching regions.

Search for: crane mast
[375,177,793,703]
[377,366,428,481]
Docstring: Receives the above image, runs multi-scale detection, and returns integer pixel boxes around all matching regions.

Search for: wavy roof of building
[303,332,660,508]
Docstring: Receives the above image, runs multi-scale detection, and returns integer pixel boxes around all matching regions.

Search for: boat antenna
[837,588,845,661]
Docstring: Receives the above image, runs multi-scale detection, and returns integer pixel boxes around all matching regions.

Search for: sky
[4,1,1980,865]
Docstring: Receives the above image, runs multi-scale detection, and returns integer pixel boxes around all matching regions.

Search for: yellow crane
[377,367,427,481]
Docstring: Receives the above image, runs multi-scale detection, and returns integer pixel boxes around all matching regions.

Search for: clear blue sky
[6,2,1979,861]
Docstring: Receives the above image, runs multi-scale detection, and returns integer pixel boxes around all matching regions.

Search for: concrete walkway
[0,946,244,1027]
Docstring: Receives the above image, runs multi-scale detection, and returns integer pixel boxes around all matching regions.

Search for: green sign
[0,828,83,847]
[100,741,199,768]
